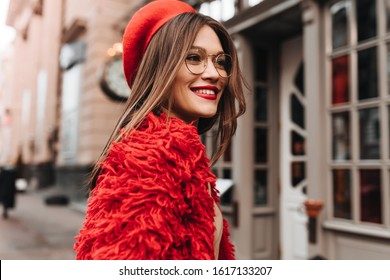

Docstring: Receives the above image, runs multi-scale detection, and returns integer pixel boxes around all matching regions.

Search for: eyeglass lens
[185,48,232,78]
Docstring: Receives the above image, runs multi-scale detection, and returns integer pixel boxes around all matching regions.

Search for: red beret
[122,0,196,88]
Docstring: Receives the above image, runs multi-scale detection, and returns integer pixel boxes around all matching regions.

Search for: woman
[74,0,246,260]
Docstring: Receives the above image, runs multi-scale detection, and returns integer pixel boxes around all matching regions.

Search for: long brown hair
[89,13,246,190]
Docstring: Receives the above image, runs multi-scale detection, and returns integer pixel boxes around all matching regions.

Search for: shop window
[332,55,350,105]
[331,1,350,49]
[356,0,377,42]
[332,111,351,160]
[359,107,380,160]
[333,169,352,220]
[358,47,378,100]
[327,0,389,233]
[359,169,382,224]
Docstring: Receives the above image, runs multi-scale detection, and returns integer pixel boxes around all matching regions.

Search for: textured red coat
[74,112,235,260]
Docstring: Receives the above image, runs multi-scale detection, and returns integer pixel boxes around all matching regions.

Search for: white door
[280,36,308,259]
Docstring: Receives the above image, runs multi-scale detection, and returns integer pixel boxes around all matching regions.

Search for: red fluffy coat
[74,112,235,259]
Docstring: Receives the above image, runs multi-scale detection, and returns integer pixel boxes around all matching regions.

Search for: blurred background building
[0,0,389,260]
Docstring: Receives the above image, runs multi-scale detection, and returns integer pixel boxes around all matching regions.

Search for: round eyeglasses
[184,48,232,78]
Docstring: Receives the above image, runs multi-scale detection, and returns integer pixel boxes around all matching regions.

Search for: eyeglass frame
[184,47,233,78]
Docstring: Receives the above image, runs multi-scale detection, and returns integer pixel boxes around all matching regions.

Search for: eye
[215,54,231,69]
[185,53,203,64]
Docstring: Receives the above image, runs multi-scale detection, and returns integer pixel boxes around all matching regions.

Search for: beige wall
[62,0,138,166]
[3,0,141,168]
[3,0,62,165]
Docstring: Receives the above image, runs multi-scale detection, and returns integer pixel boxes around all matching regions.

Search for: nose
[201,57,220,80]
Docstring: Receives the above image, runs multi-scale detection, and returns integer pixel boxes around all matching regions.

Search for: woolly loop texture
[74,113,235,260]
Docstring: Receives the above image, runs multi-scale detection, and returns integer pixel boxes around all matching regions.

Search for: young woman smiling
[74,0,246,260]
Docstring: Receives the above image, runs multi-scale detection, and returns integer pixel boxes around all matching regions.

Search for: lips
[190,85,219,100]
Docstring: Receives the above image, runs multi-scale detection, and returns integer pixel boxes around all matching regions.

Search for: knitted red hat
[122,0,196,88]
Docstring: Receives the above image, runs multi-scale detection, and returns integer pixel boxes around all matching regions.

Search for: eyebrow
[190,45,224,55]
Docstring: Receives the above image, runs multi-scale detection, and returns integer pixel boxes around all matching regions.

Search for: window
[328,0,389,229]
[253,47,270,206]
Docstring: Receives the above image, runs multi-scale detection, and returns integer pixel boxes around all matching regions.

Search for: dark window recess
[223,169,231,179]
[387,0,390,33]
[291,131,305,156]
[360,169,382,224]
[294,62,304,95]
[333,169,352,220]
[291,94,305,129]
[291,161,305,187]
[255,48,268,82]
[358,47,378,100]
[254,170,268,206]
[254,87,267,122]
[255,128,267,163]
[356,0,377,42]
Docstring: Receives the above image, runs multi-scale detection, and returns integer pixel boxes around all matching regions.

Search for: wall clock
[99,55,131,102]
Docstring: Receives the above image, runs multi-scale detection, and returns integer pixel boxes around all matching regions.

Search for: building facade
[1,0,390,259]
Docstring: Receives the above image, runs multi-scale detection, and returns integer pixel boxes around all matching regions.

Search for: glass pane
[360,169,382,224]
[331,1,349,49]
[255,47,268,82]
[332,55,350,105]
[359,108,380,159]
[332,112,351,160]
[254,170,267,206]
[387,0,390,33]
[356,0,377,42]
[291,131,305,156]
[294,62,304,96]
[255,128,267,163]
[358,47,378,100]
[291,161,305,187]
[291,94,305,129]
[254,87,267,122]
[333,169,352,220]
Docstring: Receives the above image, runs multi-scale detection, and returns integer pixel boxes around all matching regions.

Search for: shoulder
[106,112,207,168]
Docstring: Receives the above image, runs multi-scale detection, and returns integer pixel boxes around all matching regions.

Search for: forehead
[192,25,223,53]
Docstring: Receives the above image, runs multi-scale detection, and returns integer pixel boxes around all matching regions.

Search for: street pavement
[0,190,85,259]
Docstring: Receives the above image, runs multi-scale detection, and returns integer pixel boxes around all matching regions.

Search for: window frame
[325,0,390,236]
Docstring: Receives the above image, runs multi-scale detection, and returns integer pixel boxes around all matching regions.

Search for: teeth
[193,89,215,95]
